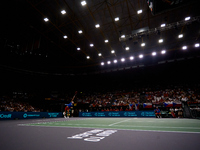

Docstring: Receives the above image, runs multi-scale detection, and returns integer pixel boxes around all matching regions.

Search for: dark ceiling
[1,0,200,75]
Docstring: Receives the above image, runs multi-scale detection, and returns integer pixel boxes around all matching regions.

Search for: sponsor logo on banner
[0,114,12,118]
[48,113,59,117]
[68,129,117,142]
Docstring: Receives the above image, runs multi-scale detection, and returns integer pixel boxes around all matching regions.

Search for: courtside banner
[79,111,155,117]
[0,112,62,120]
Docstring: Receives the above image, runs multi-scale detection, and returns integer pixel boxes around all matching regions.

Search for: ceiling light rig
[119,16,200,42]
[98,53,102,56]
[182,46,187,50]
[44,18,49,22]
[81,1,87,6]
[95,24,100,28]
[61,10,66,15]
[158,39,163,43]
[137,10,142,14]
[115,17,119,21]
[86,56,90,59]
[63,35,67,39]
[78,30,83,34]
[178,34,183,38]
[195,43,200,47]
[125,47,129,50]
[161,50,166,54]
[111,50,115,54]
[90,44,94,47]
[141,43,145,47]
[105,39,108,43]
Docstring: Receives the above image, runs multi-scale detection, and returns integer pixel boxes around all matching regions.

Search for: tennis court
[1,118,200,150]
[21,118,200,133]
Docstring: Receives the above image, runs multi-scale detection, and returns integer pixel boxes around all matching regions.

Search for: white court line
[108,119,131,126]
[17,124,200,134]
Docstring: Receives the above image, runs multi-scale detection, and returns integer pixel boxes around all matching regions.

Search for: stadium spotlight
[44,18,49,22]
[121,35,125,38]
[137,10,142,14]
[113,59,117,63]
[78,30,83,34]
[141,43,145,47]
[77,47,81,50]
[125,47,129,50]
[61,10,66,15]
[81,1,87,6]
[152,52,156,56]
[130,56,134,60]
[111,50,115,54]
[161,23,166,27]
[185,16,190,21]
[139,54,143,58]
[95,24,100,28]
[158,39,163,43]
[195,43,200,47]
[63,35,67,39]
[105,39,108,43]
[115,17,119,21]
[98,53,102,56]
[90,44,94,47]
[107,61,111,64]
[178,34,183,38]
[101,62,104,66]
[182,46,187,50]
[86,56,90,59]
[121,58,125,62]
[161,50,166,54]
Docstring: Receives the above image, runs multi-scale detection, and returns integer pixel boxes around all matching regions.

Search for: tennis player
[64,91,77,118]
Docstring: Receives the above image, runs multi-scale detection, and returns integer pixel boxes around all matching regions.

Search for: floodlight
[90,44,94,47]
[98,53,102,56]
[95,24,100,28]
[159,39,163,43]
[44,18,49,22]
[78,30,83,34]
[101,62,104,66]
[111,50,115,54]
[130,56,134,60]
[105,39,108,43]
[139,54,143,58]
[178,34,183,38]
[141,43,145,47]
[152,52,156,56]
[86,56,90,59]
[121,58,125,62]
[113,60,117,63]
[137,10,142,14]
[195,43,199,47]
[61,10,66,14]
[81,1,87,6]
[161,24,166,27]
[185,16,190,21]
[115,17,119,21]
[182,46,187,50]
[125,47,129,50]
[107,61,111,64]
[161,50,166,54]
[63,35,67,39]
[77,47,81,50]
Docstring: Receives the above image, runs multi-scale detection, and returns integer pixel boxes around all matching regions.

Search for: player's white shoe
[64,116,67,118]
